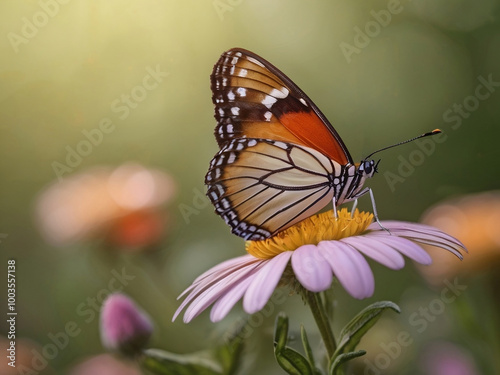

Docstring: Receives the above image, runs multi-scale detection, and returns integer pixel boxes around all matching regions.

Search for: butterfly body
[206,48,376,241]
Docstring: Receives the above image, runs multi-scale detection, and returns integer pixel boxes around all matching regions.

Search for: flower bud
[100,293,153,356]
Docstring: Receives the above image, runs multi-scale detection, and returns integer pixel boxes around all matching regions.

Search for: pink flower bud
[100,293,153,356]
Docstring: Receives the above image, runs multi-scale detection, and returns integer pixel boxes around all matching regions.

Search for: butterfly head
[357,159,379,179]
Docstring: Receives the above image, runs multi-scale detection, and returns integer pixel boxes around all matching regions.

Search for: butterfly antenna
[363,129,442,160]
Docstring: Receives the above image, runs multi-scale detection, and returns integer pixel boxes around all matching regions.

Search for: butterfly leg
[368,188,391,234]
[332,196,338,219]
[351,199,358,218]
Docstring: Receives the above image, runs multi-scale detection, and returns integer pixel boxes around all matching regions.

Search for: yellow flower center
[246,208,374,259]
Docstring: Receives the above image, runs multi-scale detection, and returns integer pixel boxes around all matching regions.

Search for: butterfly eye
[363,160,373,175]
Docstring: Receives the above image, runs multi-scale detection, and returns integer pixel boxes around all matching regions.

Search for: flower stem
[305,290,337,358]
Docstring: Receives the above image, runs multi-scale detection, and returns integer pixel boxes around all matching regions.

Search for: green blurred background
[1,0,500,374]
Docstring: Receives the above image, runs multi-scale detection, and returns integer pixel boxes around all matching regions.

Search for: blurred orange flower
[35,163,176,250]
[419,191,500,284]
[69,354,141,375]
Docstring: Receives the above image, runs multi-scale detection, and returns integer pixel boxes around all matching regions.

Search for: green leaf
[335,301,400,356]
[274,313,314,375]
[275,347,315,375]
[301,325,323,375]
[274,312,289,352]
[301,325,315,368]
[140,348,222,375]
[329,350,366,375]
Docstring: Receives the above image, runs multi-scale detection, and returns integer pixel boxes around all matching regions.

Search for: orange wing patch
[279,111,349,165]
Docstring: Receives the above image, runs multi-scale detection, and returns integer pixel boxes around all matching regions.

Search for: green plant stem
[305,290,337,359]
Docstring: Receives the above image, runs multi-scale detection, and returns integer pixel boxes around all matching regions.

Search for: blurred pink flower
[100,293,153,355]
[173,209,465,323]
[419,191,500,284]
[69,354,141,375]
[421,341,480,375]
[35,163,176,249]
[0,337,55,375]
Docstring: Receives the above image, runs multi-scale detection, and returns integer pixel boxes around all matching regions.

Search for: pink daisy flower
[173,209,466,323]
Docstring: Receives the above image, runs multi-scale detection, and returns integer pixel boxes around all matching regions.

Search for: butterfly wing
[207,48,354,240]
[206,138,339,240]
[211,48,353,165]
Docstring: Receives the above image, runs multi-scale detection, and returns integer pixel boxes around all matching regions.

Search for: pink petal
[319,241,374,299]
[369,221,466,253]
[243,251,292,314]
[341,236,405,269]
[192,255,258,284]
[291,244,333,292]
[365,234,432,265]
[183,263,261,322]
[409,238,464,259]
[173,259,262,322]
[179,255,259,299]
[210,274,257,322]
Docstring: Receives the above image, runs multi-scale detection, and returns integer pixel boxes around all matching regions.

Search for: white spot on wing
[273,141,288,149]
[247,56,265,67]
[227,91,235,100]
[231,107,240,115]
[299,98,308,106]
[262,95,277,108]
[237,87,247,97]
[227,152,236,164]
[247,139,257,147]
[270,88,289,98]
[216,184,224,195]
[264,111,272,121]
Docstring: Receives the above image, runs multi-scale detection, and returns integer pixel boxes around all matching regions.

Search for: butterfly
[204,47,380,241]
[206,48,439,241]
